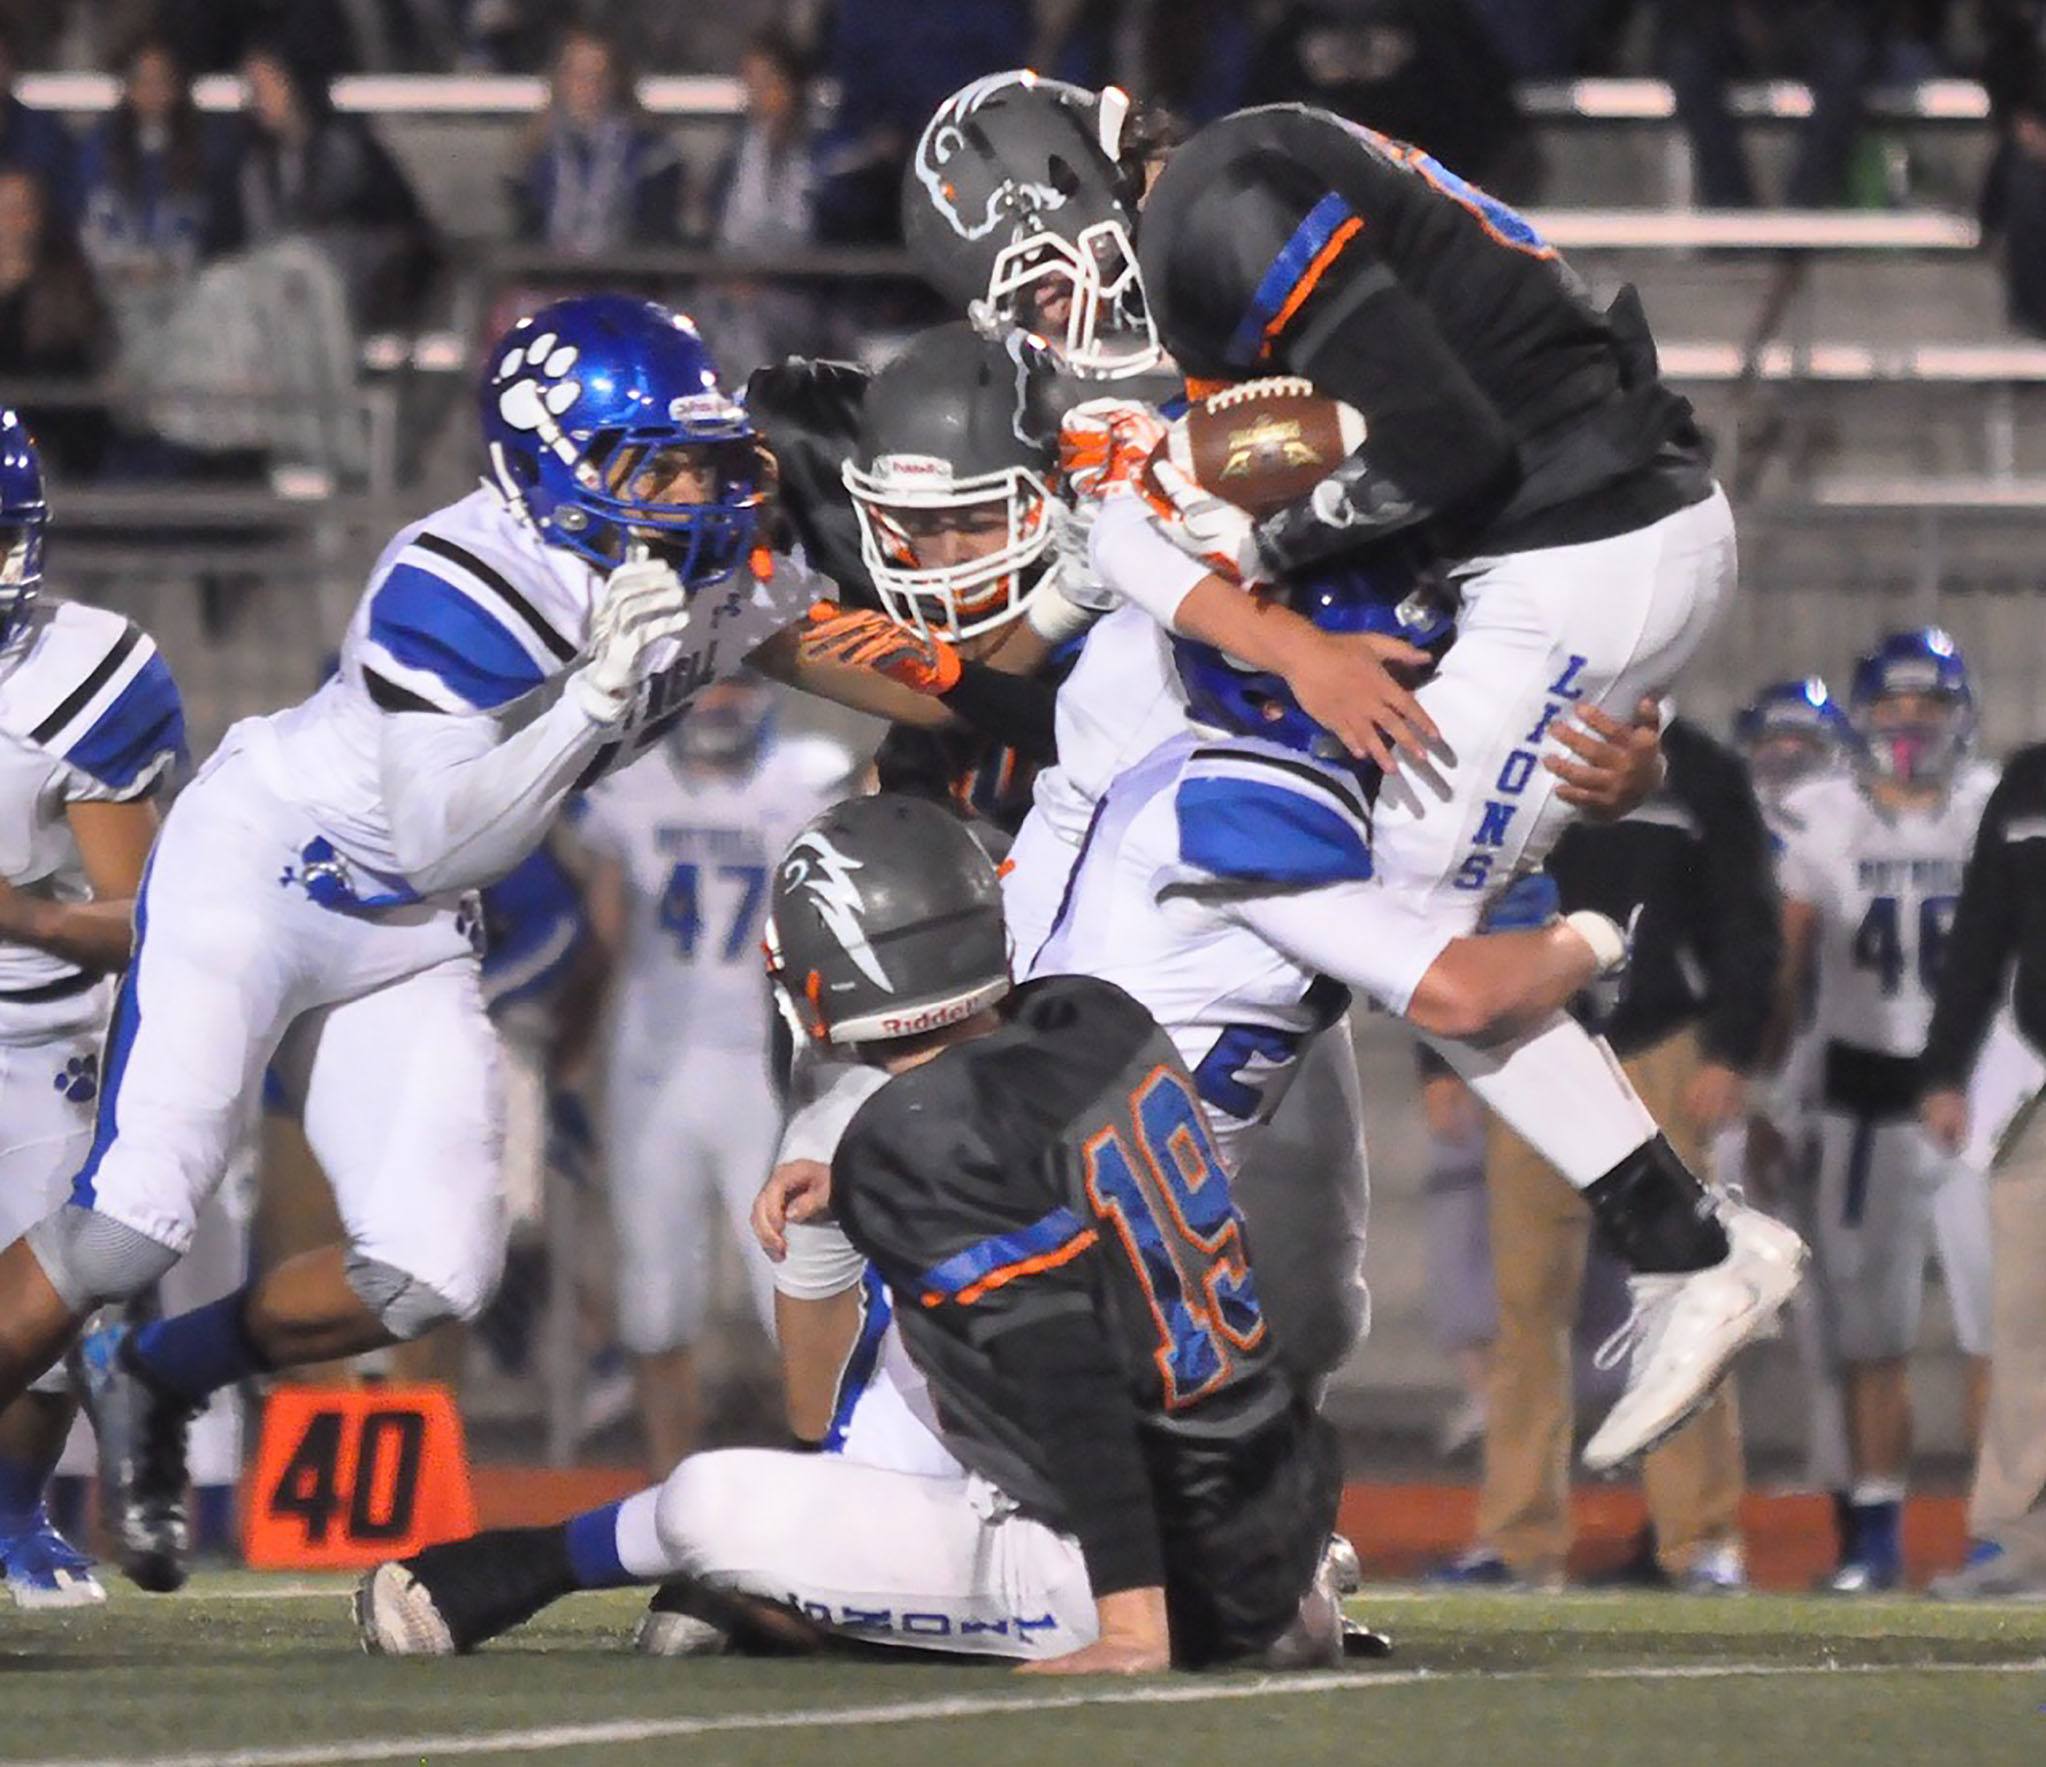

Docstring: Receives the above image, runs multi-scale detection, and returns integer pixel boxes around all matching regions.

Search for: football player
[1735,676,1851,820]
[0,413,185,1607]
[0,294,945,1594]
[357,796,1344,1674]
[571,672,852,1472]
[1774,628,1998,1591]
[1733,675,1856,1526]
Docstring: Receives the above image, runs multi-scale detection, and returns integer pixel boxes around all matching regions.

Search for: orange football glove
[1060,399,1170,504]
[799,603,962,696]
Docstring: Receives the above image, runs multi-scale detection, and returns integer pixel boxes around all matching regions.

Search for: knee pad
[26,1204,179,1313]
[341,1251,472,1340]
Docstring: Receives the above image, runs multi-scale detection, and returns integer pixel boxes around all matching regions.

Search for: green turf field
[2,1575,2044,1766]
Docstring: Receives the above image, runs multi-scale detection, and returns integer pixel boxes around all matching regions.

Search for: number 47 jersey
[1776,762,1999,1057]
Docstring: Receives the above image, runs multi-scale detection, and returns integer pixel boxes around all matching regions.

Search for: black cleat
[73,1324,196,1594]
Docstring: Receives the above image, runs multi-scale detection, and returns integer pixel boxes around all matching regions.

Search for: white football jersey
[243,486,815,885]
[1029,602,1191,850]
[576,731,852,1056]
[1777,763,2000,1058]
[1033,731,1368,1164]
[0,599,185,1002]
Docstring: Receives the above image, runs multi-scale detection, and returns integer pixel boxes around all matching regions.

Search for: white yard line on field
[18,1654,2046,1767]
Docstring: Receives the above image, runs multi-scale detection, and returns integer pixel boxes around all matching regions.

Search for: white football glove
[570,551,691,724]
[1145,456,1269,586]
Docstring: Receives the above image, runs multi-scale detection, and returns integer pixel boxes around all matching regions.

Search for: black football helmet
[766,795,1012,1047]
[842,322,1061,639]
[904,71,1160,380]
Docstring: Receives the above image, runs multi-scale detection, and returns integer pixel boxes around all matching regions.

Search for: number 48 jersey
[1776,763,1999,1057]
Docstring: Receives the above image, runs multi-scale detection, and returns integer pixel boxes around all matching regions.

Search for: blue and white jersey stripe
[1170,737,1374,888]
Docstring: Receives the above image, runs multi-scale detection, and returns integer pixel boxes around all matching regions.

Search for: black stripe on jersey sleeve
[365,668,444,714]
[1189,744,1369,822]
[411,532,577,663]
[30,622,140,745]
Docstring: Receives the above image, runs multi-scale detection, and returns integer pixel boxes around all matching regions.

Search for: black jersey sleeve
[745,357,875,604]
[1922,764,2024,1089]
[835,1087,1167,1597]
[936,658,1059,762]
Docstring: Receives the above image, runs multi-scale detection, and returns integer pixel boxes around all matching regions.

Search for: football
[1157,377,1368,518]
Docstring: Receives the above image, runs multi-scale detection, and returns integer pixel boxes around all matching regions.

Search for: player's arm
[1921,767,2024,1147]
[762,609,1060,759]
[839,1119,1171,1673]
[1674,724,1781,1128]
[1234,880,1619,1041]
[1234,200,1520,574]
[1088,495,1436,771]
[0,796,160,971]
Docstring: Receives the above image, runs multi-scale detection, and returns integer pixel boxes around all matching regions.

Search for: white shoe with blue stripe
[3,1512,108,1610]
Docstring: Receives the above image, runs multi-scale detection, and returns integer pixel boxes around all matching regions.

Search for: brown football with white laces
[1154,376,1368,517]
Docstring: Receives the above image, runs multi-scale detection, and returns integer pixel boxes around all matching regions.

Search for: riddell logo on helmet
[880,999,979,1037]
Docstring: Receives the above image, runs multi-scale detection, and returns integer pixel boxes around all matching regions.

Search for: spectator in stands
[1246,0,1539,200]
[812,0,1031,243]
[228,38,440,327]
[1038,0,1259,125]
[0,20,77,220]
[708,29,815,251]
[1980,2,2046,332]
[1437,716,1780,1592]
[508,23,683,256]
[0,168,114,476]
[1658,0,1887,207]
[76,37,238,315]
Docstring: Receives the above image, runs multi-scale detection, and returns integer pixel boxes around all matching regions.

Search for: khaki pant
[1968,1095,2046,1564]
[1478,1024,1744,1578]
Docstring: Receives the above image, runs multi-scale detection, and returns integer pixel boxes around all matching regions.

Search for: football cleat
[1674,1543,1749,1596]
[73,1324,195,1593]
[1823,1558,1900,1596]
[357,1529,575,1655]
[1320,1532,1363,1597]
[356,1562,459,1656]
[1926,1541,2046,1602]
[1582,1205,1806,1473]
[633,1582,733,1657]
[2,1512,107,1610]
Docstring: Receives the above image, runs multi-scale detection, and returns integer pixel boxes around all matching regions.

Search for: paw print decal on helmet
[492,332,583,458]
[52,1052,98,1104]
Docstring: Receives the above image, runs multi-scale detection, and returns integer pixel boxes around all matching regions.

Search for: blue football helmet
[0,409,47,643]
[1174,552,1455,764]
[480,294,764,583]
[1848,626,1975,788]
[1733,676,1849,791]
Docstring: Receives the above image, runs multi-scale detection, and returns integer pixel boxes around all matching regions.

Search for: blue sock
[1850,1499,1903,1573]
[563,1501,633,1590]
[127,1290,269,1404]
[194,1484,237,1556]
[0,1456,49,1537]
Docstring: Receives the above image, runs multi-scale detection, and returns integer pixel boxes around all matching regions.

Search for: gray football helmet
[766,795,1012,1047]
[842,322,1060,639]
[904,71,1160,380]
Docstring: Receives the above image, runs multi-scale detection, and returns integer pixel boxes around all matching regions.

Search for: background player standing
[0,412,185,1606]
[572,672,850,1473]
[1775,627,1997,1591]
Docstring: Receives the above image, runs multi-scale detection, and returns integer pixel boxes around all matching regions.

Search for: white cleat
[1320,1531,1363,1597]
[1582,1205,1806,1472]
[632,1583,732,1657]
[354,1562,457,1657]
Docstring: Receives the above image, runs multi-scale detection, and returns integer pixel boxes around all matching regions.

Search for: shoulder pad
[362,529,576,713]
[0,604,186,794]
[1173,739,1373,886]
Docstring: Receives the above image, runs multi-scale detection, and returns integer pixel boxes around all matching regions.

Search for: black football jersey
[1139,104,1709,558]
[831,973,1332,1661]
[832,975,1292,1505]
